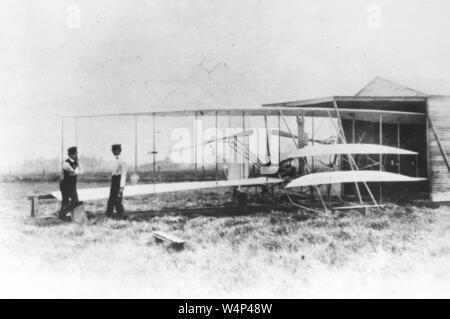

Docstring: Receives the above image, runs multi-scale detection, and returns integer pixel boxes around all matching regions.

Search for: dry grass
[1,181,450,298]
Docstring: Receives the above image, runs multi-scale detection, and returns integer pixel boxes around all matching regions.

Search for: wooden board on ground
[153,231,185,246]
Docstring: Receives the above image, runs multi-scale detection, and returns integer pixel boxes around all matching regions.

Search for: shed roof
[355,76,428,97]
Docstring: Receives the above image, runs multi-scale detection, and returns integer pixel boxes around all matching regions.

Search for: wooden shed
[263,77,450,202]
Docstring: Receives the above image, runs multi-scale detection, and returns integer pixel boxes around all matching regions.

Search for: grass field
[1,181,450,298]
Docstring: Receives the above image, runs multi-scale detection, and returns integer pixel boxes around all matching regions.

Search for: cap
[111,144,122,151]
[67,146,77,155]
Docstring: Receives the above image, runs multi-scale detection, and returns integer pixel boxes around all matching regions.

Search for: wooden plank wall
[428,96,450,201]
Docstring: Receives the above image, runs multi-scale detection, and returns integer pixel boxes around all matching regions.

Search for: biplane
[29,96,428,218]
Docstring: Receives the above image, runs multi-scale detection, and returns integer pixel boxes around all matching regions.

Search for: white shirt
[112,156,127,187]
[62,158,82,176]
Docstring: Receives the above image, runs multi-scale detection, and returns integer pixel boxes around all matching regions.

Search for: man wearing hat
[106,144,128,218]
[59,146,82,219]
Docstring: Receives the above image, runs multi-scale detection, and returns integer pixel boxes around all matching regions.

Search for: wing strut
[280,110,328,212]
[279,110,298,148]
[215,111,219,182]
[264,115,271,162]
[330,100,378,207]
[152,113,157,176]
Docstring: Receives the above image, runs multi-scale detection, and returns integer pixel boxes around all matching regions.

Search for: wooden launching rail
[331,204,385,214]
[8,198,295,226]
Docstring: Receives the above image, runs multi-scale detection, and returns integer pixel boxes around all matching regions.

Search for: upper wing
[50,177,284,201]
[285,143,417,159]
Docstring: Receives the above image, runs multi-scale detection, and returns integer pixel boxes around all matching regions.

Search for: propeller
[206,128,254,144]
[173,128,255,152]
[271,128,298,139]
[270,129,337,145]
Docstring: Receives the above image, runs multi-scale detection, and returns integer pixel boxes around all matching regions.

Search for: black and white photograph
[1,0,450,301]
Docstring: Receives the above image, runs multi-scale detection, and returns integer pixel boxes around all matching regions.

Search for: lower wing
[51,177,284,201]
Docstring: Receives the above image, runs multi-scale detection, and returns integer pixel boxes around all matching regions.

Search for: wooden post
[61,117,64,170]
[30,196,39,217]
[278,112,281,165]
[215,111,219,182]
[134,114,138,173]
[397,121,401,174]
[242,111,245,178]
[152,113,156,175]
[379,114,383,204]
[311,114,315,169]
[194,112,198,179]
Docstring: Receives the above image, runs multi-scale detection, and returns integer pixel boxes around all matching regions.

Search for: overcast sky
[1,0,450,169]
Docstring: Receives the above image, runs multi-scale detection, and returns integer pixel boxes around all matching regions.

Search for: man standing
[106,144,127,218]
[59,146,82,219]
